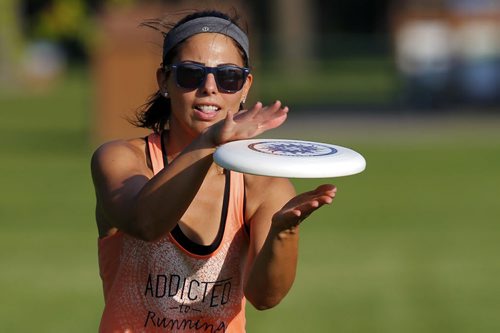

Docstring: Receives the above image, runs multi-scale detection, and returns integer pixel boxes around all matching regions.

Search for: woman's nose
[200,73,218,94]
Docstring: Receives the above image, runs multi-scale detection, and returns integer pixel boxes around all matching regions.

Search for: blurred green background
[1,0,500,332]
[2,70,500,332]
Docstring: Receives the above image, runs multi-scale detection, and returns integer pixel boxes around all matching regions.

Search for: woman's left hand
[210,100,289,146]
[271,184,337,232]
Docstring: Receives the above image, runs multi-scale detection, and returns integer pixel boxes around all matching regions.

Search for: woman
[91,10,336,332]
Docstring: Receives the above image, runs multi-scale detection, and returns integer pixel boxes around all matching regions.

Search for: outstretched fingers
[244,101,263,117]
[238,101,288,124]
[217,100,289,143]
[255,100,289,131]
[274,184,337,229]
[291,187,335,215]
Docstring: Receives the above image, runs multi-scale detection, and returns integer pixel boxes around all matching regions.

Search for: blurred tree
[106,0,136,6]
[21,0,97,63]
[316,0,391,57]
[272,0,315,70]
[252,0,392,61]
[0,0,23,89]
[317,0,390,33]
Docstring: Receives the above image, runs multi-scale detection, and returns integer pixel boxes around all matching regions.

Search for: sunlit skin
[91,29,337,311]
[157,33,254,155]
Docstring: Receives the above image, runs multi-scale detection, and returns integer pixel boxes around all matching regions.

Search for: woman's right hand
[208,100,289,146]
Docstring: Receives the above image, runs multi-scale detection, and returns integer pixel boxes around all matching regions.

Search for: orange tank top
[98,133,249,332]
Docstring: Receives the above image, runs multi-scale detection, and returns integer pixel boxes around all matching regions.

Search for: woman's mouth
[195,105,220,113]
[193,104,221,120]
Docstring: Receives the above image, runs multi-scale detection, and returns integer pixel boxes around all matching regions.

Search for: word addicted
[144,273,232,308]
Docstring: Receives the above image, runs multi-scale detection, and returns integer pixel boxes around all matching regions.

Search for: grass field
[1,71,499,332]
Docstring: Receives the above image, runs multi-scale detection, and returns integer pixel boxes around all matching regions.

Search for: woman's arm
[91,134,216,241]
[91,101,289,241]
[244,175,336,310]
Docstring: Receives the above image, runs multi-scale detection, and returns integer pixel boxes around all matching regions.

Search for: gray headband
[163,16,250,63]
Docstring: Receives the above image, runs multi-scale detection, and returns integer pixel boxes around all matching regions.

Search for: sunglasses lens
[216,67,246,92]
[172,64,248,92]
[175,64,205,89]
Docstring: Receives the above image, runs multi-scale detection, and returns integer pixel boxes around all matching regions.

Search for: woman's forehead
[175,33,245,66]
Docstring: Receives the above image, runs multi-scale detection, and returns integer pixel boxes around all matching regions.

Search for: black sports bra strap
[160,131,229,256]
[160,131,169,167]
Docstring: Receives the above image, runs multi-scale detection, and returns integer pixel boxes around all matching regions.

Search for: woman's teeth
[195,105,220,113]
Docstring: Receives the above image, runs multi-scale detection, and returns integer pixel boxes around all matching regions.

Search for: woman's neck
[164,124,202,159]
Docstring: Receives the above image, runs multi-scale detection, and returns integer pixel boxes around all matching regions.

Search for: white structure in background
[23,40,67,84]
[395,20,454,78]
[448,0,500,104]
[394,19,455,107]
[392,0,500,107]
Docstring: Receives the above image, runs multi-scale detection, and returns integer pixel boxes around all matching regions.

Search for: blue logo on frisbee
[248,141,337,157]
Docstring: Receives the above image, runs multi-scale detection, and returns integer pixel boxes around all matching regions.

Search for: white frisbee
[214,139,366,178]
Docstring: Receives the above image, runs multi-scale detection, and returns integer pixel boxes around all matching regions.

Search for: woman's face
[158,33,253,137]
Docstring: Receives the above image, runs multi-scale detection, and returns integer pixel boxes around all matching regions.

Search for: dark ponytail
[133,90,171,133]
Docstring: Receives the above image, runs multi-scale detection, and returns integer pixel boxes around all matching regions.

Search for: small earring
[163,91,169,98]
[241,96,246,104]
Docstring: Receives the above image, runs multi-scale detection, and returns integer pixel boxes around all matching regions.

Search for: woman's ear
[242,73,253,100]
[156,67,168,92]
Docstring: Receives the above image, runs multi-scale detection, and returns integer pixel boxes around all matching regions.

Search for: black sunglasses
[165,63,250,93]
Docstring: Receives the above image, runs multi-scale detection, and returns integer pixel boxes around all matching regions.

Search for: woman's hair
[133,9,249,133]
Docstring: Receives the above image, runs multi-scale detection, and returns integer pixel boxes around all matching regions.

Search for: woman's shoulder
[93,137,145,156]
[91,137,150,176]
